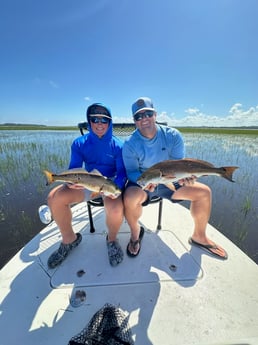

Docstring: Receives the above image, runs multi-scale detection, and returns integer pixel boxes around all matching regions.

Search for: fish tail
[43,170,54,185]
[221,166,239,182]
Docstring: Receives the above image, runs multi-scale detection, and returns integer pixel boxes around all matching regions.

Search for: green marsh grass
[0,130,77,268]
[182,131,258,262]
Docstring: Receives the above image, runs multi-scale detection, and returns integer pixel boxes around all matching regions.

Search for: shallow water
[0,130,257,268]
[182,133,258,263]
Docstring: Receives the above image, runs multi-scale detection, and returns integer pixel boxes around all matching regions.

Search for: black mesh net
[78,122,167,138]
[68,304,134,345]
[78,122,136,138]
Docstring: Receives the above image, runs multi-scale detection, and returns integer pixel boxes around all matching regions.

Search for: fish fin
[165,183,176,191]
[89,169,103,176]
[183,158,215,168]
[64,168,88,174]
[43,170,54,185]
[150,169,162,177]
[221,166,239,182]
[90,191,101,199]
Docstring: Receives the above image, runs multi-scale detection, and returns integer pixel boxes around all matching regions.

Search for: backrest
[78,121,167,138]
[78,122,136,137]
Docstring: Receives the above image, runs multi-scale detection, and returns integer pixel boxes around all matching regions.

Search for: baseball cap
[86,103,112,121]
[132,97,155,116]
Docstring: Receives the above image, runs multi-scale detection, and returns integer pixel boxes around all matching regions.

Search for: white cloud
[84,96,91,101]
[110,103,258,127]
[156,104,258,127]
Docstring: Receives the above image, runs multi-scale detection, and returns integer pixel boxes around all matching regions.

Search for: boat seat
[87,196,163,233]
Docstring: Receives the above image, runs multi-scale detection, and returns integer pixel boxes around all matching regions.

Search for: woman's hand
[144,183,157,192]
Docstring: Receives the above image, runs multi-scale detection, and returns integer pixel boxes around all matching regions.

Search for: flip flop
[127,226,145,258]
[188,237,228,260]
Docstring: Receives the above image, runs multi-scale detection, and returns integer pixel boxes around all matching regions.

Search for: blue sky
[0,0,257,127]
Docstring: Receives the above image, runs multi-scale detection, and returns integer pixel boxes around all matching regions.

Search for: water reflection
[0,130,257,268]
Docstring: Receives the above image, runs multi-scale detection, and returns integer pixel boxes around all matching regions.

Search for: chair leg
[157,199,163,230]
[87,202,96,233]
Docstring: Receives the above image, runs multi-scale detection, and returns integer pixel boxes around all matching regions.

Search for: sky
[0,0,258,127]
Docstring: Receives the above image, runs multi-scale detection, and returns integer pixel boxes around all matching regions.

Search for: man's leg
[173,182,227,258]
[123,186,147,255]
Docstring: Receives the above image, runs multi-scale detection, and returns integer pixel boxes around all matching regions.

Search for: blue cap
[86,103,112,123]
[132,97,155,116]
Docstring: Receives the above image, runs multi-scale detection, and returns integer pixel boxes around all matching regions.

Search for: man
[122,97,227,259]
[47,103,127,268]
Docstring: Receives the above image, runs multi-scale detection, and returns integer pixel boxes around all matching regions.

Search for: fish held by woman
[43,168,121,197]
[137,158,239,189]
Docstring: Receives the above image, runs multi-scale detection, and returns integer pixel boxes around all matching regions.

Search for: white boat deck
[1,200,258,345]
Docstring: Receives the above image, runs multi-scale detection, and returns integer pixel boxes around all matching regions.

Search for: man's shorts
[125,181,182,206]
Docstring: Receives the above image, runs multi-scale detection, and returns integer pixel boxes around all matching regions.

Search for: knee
[123,188,145,208]
[123,189,136,207]
[47,185,65,208]
[113,204,124,216]
[123,191,131,207]
[201,184,211,199]
[47,189,58,208]
[106,200,124,216]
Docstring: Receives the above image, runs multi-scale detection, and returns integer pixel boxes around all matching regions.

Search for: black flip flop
[127,226,145,258]
[188,237,228,260]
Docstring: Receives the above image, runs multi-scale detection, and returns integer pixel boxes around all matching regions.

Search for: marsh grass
[183,132,258,262]
[0,129,257,267]
[241,195,252,217]
[0,130,77,267]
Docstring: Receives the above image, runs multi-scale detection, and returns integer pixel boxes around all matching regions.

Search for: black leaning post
[87,201,96,233]
[78,121,88,135]
[157,199,163,230]
[86,198,104,233]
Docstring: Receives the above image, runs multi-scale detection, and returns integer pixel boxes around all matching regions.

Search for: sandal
[126,226,145,258]
[189,237,228,260]
[47,233,82,269]
[106,236,124,267]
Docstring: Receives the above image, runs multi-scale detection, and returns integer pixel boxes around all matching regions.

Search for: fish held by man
[137,158,239,189]
[43,168,121,197]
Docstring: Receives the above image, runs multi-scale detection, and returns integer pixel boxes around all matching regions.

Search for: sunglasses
[134,110,154,122]
[90,116,110,124]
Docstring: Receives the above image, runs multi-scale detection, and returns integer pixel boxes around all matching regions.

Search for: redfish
[137,158,238,189]
[44,168,121,197]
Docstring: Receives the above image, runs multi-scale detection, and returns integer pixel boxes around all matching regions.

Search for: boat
[1,199,258,344]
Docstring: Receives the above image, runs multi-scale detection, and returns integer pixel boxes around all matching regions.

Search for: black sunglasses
[134,110,154,122]
[90,116,109,124]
